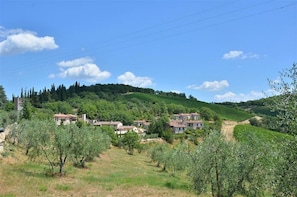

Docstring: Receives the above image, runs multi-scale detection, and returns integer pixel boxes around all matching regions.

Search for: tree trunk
[215,153,221,197]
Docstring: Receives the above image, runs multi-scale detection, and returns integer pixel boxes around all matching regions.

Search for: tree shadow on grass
[16,167,52,179]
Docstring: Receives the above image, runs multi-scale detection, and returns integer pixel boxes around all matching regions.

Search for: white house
[169,120,187,134]
[92,121,123,130]
[54,114,77,125]
[172,112,200,121]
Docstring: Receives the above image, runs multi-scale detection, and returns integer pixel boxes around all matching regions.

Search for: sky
[0,0,296,103]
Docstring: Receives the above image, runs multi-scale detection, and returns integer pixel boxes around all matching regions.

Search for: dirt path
[221,121,238,141]
[221,118,252,141]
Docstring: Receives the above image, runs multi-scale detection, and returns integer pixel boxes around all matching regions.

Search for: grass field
[2,125,289,197]
[234,124,292,144]
[0,146,199,197]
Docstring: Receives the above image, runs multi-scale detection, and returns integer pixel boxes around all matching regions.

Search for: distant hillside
[217,97,277,117]
[20,82,253,122]
[123,92,252,121]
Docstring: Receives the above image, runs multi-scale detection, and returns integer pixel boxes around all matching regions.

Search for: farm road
[221,119,251,141]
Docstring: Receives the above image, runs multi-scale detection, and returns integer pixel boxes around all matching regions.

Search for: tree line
[18,83,156,108]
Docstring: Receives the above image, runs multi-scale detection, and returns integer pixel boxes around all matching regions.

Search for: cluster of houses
[13,97,204,136]
[53,112,204,136]
[170,113,204,134]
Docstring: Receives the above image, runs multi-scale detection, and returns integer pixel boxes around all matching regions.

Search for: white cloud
[57,57,93,67]
[222,50,259,60]
[0,27,58,55]
[0,26,25,38]
[117,72,153,87]
[187,80,229,91]
[222,50,243,59]
[214,91,265,102]
[50,57,111,82]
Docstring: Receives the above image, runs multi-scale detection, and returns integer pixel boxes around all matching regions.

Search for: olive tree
[189,131,269,197]
[149,143,171,168]
[10,120,58,175]
[24,121,75,176]
[9,120,110,176]
[71,126,111,168]
[166,141,191,176]
[121,131,140,155]
[149,141,191,175]
[53,124,77,175]
[267,63,297,196]
[272,136,297,197]
[267,63,297,135]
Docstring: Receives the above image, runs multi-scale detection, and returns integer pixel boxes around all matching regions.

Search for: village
[53,112,204,137]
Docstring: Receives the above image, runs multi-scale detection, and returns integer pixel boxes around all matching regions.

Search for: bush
[249,117,261,127]
[162,129,174,144]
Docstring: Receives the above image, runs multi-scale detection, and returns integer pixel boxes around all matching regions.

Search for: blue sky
[0,0,296,102]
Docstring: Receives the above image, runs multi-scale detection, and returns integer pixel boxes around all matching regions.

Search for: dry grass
[0,145,199,197]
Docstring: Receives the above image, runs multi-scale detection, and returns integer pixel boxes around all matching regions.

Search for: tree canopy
[267,63,297,135]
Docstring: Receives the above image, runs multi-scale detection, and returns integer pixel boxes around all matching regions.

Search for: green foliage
[21,99,33,120]
[234,124,296,196]
[71,126,111,168]
[162,128,174,144]
[267,63,297,135]
[53,125,76,175]
[17,82,254,125]
[4,101,14,111]
[148,141,191,176]
[264,64,297,196]
[0,110,18,127]
[121,131,140,155]
[78,103,97,119]
[248,117,261,127]
[43,101,73,114]
[1,151,9,157]
[149,143,171,170]
[101,126,118,146]
[124,92,252,121]
[189,131,269,197]
[166,141,191,175]
[199,107,215,121]
[0,85,8,110]
[147,116,173,143]
[110,112,133,125]
[273,136,297,197]
[261,116,280,131]
[167,103,187,114]
[147,119,161,136]
[10,120,110,175]
[221,98,277,117]
[234,124,292,144]
[13,120,57,174]
[33,108,54,120]
[75,120,85,128]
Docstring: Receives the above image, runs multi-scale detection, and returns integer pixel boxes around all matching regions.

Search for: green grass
[0,146,197,197]
[234,124,292,144]
[0,194,16,197]
[81,147,193,192]
[38,186,48,192]
[124,92,253,121]
[55,184,71,191]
